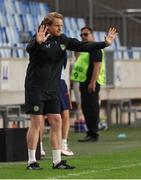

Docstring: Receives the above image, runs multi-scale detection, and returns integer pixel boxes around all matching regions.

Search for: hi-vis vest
[70,50,106,85]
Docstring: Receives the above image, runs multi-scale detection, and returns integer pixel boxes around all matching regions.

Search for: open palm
[36,25,50,44]
[105,27,117,45]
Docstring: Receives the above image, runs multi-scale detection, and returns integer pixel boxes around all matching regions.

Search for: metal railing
[0,44,141,60]
[0,45,28,58]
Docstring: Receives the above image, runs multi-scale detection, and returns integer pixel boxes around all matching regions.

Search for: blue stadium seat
[77,18,86,30]
[0,27,8,43]
[14,14,23,31]
[32,15,39,30]
[0,42,11,58]
[14,0,21,14]
[38,2,50,16]
[0,12,7,27]
[0,0,6,13]
[94,31,101,41]
[13,43,26,58]
[29,2,40,15]
[25,14,35,32]
[4,0,16,14]
[5,26,20,44]
[75,30,81,41]
[64,17,72,32]
[132,47,141,59]
[0,0,50,58]
[70,17,78,31]
[5,14,16,27]
[37,14,45,26]
[21,1,30,14]
[64,17,86,40]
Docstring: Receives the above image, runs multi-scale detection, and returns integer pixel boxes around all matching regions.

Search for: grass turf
[0,126,141,179]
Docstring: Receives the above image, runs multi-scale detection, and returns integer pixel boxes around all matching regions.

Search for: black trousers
[80,83,100,137]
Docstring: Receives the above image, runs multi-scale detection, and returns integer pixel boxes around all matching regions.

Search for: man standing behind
[72,27,106,142]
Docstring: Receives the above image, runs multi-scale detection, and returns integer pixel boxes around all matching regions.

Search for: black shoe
[78,136,98,142]
[26,162,43,170]
[53,160,75,169]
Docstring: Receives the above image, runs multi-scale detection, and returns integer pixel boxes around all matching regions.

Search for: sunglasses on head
[80,33,89,37]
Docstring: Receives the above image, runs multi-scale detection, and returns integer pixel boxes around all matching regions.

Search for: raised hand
[36,25,50,44]
[105,27,118,46]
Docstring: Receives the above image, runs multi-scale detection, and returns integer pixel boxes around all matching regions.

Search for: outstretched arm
[66,27,117,52]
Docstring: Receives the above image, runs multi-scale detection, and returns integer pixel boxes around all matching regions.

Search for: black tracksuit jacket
[25,34,107,94]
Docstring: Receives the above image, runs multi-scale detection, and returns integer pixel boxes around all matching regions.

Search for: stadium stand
[1,0,139,60]
[0,0,88,58]
[0,0,49,58]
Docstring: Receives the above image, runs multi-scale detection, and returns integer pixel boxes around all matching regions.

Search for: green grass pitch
[0,126,141,179]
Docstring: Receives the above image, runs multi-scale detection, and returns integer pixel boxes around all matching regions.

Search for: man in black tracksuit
[25,12,117,170]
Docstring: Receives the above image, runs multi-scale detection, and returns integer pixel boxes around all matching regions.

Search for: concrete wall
[0,58,28,91]
[0,58,28,105]
[0,58,141,105]
[114,60,141,88]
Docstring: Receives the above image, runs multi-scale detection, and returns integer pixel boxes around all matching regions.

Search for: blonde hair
[40,12,63,26]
